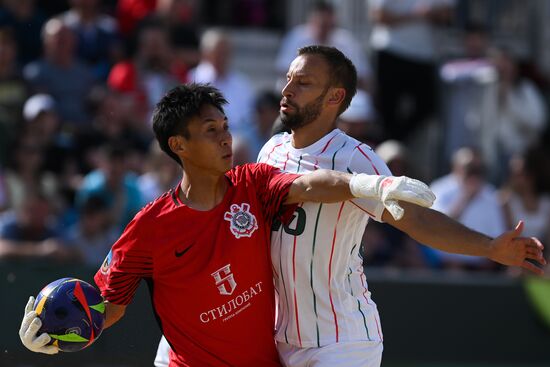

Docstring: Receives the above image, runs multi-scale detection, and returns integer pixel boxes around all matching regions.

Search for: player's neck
[178,170,228,211]
[291,117,336,149]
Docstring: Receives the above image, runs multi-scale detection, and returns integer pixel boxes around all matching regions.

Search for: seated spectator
[138,142,180,204]
[336,89,381,145]
[75,144,144,233]
[63,195,119,267]
[499,148,550,264]
[362,140,428,268]
[107,19,179,123]
[3,135,59,211]
[276,1,371,88]
[75,85,151,174]
[428,147,506,271]
[368,0,454,141]
[487,46,547,183]
[22,94,77,177]
[0,27,29,165]
[232,90,280,164]
[0,0,46,65]
[188,28,255,131]
[23,18,96,126]
[57,0,122,80]
[0,192,72,262]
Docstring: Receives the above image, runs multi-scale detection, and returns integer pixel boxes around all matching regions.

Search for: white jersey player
[257,45,546,367]
[258,128,388,349]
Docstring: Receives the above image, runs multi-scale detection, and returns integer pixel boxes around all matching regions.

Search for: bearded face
[280,88,328,130]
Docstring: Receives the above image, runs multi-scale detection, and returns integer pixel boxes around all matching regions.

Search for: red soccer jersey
[94,163,300,367]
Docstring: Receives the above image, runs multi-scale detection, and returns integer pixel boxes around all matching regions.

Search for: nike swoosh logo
[175,245,193,258]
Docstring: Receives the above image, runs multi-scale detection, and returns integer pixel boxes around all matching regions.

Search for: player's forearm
[104,302,126,329]
[286,169,353,204]
[388,202,493,257]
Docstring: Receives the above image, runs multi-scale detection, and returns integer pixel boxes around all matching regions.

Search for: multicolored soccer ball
[33,277,105,352]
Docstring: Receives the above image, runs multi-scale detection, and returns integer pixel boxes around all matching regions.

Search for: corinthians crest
[224,203,258,238]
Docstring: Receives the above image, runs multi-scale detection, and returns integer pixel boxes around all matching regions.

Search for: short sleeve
[94,213,153,305]
[347,144,392,222]
[247,163,301,225]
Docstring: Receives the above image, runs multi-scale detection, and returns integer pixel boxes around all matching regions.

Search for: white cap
[340,89,374,123]
[23,94,56,122]
[375,140,408,164]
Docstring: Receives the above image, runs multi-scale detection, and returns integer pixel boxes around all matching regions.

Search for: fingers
[20,310,38,339]
[24,317,42,343]
[25,296,35,315]
[525,247,547,265]
[385,200,404,221]
[33,332,51,348]
[514,221,524,236]
[40,345,59,355]
[529,236,545,251]
[521,260,544,276]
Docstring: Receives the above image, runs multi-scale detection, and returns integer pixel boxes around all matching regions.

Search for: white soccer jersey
[258,129,391,348]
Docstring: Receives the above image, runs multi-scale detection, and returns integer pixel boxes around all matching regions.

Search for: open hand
[489,221,547,275]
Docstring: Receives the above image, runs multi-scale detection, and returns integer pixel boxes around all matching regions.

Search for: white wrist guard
[349,174,435,220]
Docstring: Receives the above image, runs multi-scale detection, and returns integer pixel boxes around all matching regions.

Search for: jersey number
[272,207,306,236]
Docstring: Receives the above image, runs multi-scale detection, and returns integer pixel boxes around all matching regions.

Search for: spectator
[275,1,371,88]
[75,144,144,233]
[486,46,547,183]
[0,192,71,262]
[0,0,46,65]
[138,142,180,204]
[107,19,179,123]
[0,27,29,165]
[232,90,280,163]
[57,0,122,80]
[116,0,157,38]
[63,195,119,266]
[362,140,428,268]
[439,22,495,165]
[499,149,550,253]
[336,89,381,145]
[428,147,506,271]
[368,0,455,140]
[188,28,255,131]
[75,85,151,174]
[22,94,77,177]
[23,18,96,126]
[3,135,59,211]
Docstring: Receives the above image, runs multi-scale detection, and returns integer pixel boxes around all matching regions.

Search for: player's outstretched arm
[285,169,435,220]
[19,296,59,354]
[386,202,547,275]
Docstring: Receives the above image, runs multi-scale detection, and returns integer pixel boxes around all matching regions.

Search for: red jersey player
[19,83,437,366]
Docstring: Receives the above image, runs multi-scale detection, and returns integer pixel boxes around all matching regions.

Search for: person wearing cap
[336,88,382,145]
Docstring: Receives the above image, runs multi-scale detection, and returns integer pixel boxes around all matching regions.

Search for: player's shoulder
[132,188,180,224]
[332,130,375,156]
[263,132,290,149]
[258,132,291,162]
[227,163,275,180]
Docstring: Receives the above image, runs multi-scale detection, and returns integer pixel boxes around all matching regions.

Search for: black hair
[297,45,357,116]
[152,83,227,166]
[81,195,109,215]
[311,1,334,13]
[254,90,280,111]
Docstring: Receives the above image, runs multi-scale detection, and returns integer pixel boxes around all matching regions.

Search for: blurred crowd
[0,0,548,274]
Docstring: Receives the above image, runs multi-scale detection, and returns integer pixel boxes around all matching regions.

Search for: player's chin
[221,156,233,171]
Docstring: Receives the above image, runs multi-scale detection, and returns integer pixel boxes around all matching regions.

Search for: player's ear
[168,135,186,156]
[327,88,345,106]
